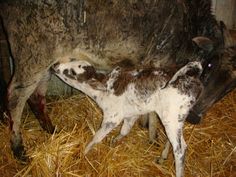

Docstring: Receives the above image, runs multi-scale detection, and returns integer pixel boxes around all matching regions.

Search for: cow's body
[0,0,235,160]
[52,59,203,177]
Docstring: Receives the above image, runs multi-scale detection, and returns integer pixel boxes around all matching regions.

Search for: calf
[52,59,203,177]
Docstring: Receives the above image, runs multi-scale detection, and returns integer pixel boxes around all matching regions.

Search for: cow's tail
[0,16,11,121]
[0,74,7,120]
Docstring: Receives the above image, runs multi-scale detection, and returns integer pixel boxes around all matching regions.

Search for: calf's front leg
[113,116,138,143]
[158,140,171,164]
[85,115,123,154]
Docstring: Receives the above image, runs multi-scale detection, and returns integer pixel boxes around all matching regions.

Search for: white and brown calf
[52,59,203,177]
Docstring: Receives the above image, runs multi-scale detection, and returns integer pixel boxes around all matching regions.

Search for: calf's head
[51,59,96,83]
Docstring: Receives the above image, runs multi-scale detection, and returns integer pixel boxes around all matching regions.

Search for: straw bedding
[0,90,235,177]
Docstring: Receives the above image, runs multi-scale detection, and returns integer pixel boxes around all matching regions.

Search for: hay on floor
[0,90,235,177]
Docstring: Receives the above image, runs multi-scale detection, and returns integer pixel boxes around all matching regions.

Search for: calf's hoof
[156,156,167,164]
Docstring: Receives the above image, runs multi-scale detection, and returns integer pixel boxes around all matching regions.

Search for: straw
[0,90,235,177]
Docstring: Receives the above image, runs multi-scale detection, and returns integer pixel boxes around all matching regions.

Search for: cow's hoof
[11,133,29,162]
[11,143,29,163]
[43,124,56,134]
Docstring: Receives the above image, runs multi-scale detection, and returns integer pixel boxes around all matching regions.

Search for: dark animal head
[188,24,236,124]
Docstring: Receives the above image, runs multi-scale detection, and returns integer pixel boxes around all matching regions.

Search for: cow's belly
[53,37,146,71]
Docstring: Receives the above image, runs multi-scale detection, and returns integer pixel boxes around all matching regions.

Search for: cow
[0,0,235,161]
[51,59,203,177]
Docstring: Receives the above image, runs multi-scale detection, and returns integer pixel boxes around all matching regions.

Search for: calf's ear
[192,36,214,52]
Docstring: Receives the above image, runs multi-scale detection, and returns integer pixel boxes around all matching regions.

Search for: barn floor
[0,90,235,177]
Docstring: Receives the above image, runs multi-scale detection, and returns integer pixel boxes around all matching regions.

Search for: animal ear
[192,36,214,52]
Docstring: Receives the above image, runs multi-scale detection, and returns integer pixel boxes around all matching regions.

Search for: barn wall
[212,0,236,29]
[234,4,236,29]
[47,75,76,96]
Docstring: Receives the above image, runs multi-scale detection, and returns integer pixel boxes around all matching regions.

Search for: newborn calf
[52,59,203,177]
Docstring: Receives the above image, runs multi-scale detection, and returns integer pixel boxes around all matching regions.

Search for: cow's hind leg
[8,77,40,161]
[27,73,54,133]
[7,72,51,161]
[139,112,158,144]
[148,112,158,143]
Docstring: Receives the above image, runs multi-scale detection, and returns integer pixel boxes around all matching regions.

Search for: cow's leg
[148,112,158,143]
[113,116,138,142]
[84,116,123,154]
[7,77,41,161]
[139,112,158,143]
[27,72,54,133]
[158,112,187,177]
[139,114,149,128]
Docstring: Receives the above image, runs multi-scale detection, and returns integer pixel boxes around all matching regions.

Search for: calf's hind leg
[158,112,187,177]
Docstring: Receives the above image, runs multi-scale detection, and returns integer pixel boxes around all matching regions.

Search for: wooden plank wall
[47,75,75,96]
[212,0,236,29]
